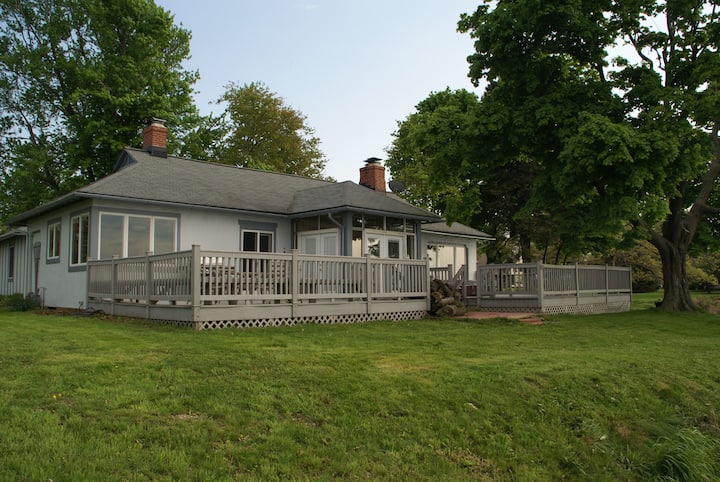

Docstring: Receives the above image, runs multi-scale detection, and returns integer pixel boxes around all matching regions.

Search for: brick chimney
[142,118,168,158]
[359,157,386,192]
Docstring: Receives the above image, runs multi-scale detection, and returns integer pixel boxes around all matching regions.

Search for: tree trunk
[519,234,533,262]
[654,239,697,311]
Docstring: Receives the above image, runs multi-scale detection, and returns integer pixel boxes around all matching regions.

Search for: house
[0,228,31,299]
[3,120,491,321]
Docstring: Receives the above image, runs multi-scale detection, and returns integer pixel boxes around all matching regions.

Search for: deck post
[111,255,118,316]
[605,264,610,304]
[145,251,153,319]
[575,262,580,305]
[426,258,432,311]
[191,245,201,328]
[85,257,93,311]
[365,255,373,313]
[291,249,299,318]
[536,261,544,312]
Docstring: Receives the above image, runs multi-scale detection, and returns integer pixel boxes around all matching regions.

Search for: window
[128,216,151,257]
[154,218,176,254]
[387,217,404,232]
[99,214,123,259]
[242,231,273,252]
[365,233,403,259]
[98,213,177,259]
[406,234,416,259]
[47,220,61,260]
[71,213,89,266]
[300,231,338,255]
[7,245,15,279]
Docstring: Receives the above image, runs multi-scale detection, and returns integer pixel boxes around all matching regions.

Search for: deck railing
[87,246,429,326]
[475,262,632,314]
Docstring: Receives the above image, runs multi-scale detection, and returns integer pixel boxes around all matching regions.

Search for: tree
[387,88,541,262]
[217,82,327,178]
[0,0,201,223]
[609,240,663,293]
[457,0,720,310]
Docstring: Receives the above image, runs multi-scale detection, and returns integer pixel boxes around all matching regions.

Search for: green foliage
[1,310,720,479]
[0,0,202,223]
[453,0,720,310]
[610,240,663,293]
[217,81,328,178]
[686,264,718,291]
[1,293,39,312]
[387,89,554,262]
[692,251,720,283]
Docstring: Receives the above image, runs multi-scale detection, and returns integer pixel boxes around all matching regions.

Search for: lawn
[1,295,719,481]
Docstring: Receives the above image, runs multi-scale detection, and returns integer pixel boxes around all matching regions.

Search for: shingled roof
[422,221,494,240]
[10,148,440,224]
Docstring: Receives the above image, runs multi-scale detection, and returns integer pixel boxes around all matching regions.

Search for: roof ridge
[123,147,336,184]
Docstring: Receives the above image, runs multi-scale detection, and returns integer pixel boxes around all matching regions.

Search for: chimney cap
[365,157,382,164]
[149,117,167,126]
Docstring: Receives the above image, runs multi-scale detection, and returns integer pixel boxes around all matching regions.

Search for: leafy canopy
[391,0,720,309]
[0,0,201,223]
[217,82,328,179]
[458,0,719,310]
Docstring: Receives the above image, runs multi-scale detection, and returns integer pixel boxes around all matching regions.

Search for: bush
[687,265,718,291]
[610,240,662,293]
[2,293,40,312]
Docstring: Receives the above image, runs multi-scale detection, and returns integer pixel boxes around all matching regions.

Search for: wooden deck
[86,250,631,330]
[86,246,430,329]
[474,263,632,314]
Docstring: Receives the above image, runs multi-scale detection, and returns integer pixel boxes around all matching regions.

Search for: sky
[155,1,483,183]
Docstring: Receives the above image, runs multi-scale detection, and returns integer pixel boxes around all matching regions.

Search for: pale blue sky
[157,1,482,182]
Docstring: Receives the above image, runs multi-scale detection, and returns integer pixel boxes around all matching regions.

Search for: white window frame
[98,212,177,259]
[47,220,61,260]
[70,213,89,266]
[364,231,404,259]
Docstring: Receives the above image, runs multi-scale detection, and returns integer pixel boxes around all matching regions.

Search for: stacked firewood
[429,279,466,317]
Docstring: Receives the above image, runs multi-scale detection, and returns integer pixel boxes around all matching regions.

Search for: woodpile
[429,279,466,317]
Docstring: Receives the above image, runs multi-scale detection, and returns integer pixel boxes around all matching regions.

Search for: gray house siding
[23,197,296,308]
[0,230,31,298]
[24,201,93,308]
[7,147,457,309]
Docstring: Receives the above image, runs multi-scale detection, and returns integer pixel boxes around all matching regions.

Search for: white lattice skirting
[195,310,427,330]
[141,310,427,330]
[540,301,631,315]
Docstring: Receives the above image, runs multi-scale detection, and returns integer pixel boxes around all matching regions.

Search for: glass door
[365,233,403,259]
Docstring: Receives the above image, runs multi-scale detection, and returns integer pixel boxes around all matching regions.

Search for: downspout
[327,213,344,255]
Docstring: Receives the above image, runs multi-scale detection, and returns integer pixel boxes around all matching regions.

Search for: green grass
[1,298,719,481]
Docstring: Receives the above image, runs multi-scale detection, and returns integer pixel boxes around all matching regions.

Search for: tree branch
[628,34,654,68]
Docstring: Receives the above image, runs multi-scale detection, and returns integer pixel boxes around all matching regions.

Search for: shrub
[610,240,662,293]
[2,293,40,312]
[686,265,718,291]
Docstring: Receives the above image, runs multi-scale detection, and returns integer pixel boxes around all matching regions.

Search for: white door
[365,233,403,259]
